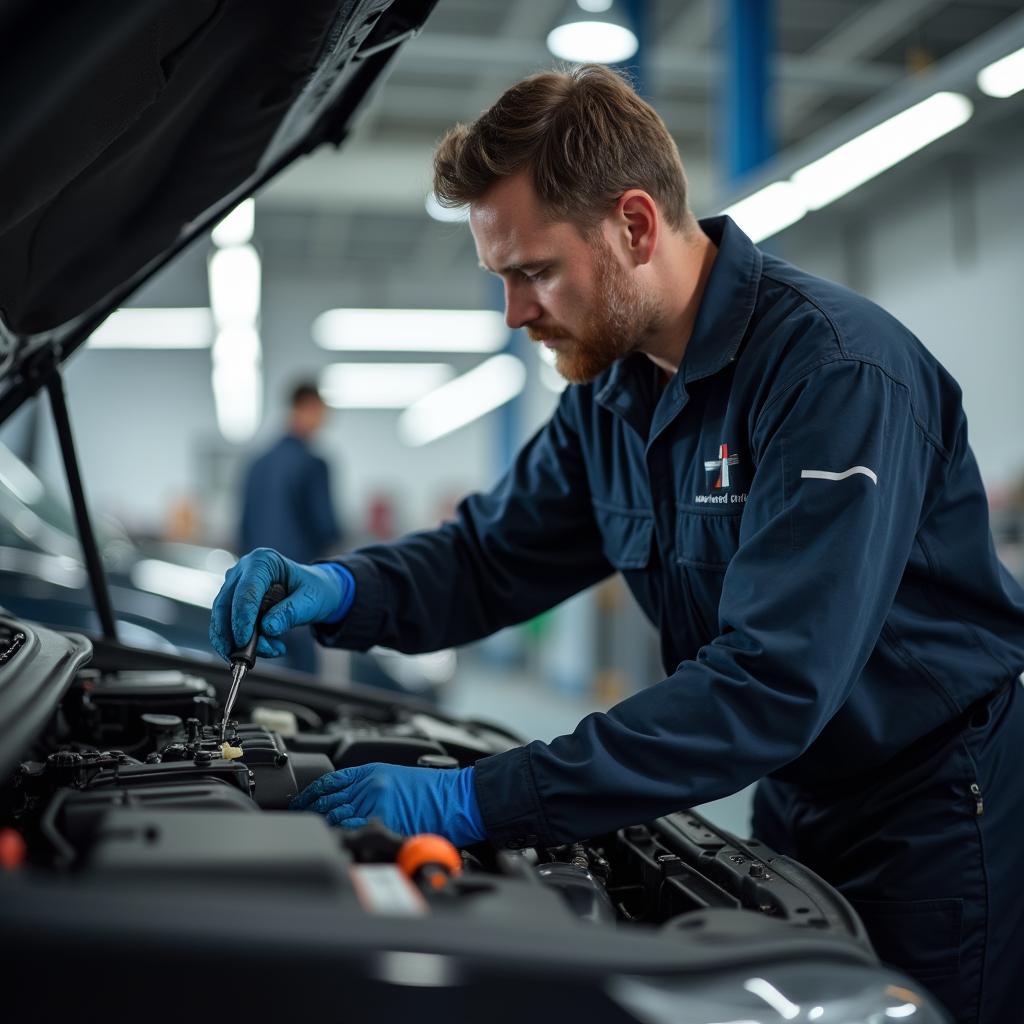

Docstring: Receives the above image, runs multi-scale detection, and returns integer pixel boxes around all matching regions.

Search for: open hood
[0,0,437,422]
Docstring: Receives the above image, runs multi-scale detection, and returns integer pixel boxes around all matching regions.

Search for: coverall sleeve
[238,464,256,554]
[474,358,942,847]
[313,394,613,653]
[305,456,341,554]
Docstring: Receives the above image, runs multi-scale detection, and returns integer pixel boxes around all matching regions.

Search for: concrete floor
[441,658,756,837]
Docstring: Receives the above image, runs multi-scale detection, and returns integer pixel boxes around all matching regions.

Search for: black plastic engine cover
[82,808,356,894]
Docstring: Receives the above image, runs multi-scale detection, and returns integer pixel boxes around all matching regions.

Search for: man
[212,66,1024,1021]
[237,381,341,671]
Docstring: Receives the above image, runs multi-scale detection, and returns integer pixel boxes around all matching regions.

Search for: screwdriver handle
[229,582,288,670]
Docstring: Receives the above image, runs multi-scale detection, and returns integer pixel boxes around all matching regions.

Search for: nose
[504,279,540,331]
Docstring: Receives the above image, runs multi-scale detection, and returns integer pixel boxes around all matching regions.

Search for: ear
[616,189,658,266]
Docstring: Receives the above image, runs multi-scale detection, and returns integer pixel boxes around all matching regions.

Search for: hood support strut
[46,368,117,642]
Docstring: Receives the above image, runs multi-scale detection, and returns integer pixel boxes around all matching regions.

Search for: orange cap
[397,834,462,880]
[0,828,27,870]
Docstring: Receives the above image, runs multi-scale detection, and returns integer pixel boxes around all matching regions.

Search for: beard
[528,236,664,385]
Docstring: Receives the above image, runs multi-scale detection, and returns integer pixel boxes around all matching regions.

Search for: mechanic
[211,65,1024,1022]
[237,380,342,672]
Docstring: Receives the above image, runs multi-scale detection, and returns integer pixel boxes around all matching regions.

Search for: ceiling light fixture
[790,91,973,211]
[722,181,808,245]
[208,245,261,328]
[319,362,456,409]
[313,308,507,353]
[977,44,1024,98]
[211,325,262,444]
[398,354,527,446]
[211,199,255,247]
[722,90,973,244]
[546,1,638,65]
[87,308,214,349]
[207,202,262,442]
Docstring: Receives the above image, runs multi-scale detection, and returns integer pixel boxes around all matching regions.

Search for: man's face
[470,172,663,384]
[294,397,327,437]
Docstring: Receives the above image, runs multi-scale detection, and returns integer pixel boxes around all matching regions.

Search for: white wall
[777,141,1024,491]
[34,347,219,535]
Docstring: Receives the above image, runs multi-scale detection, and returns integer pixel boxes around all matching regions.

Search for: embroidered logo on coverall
[704,443,740,489]
[697,444,747,505]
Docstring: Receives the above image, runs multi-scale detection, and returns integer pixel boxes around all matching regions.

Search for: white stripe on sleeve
[800,466,878,485]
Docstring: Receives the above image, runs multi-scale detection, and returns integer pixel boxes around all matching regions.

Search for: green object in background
[521,610,552,645]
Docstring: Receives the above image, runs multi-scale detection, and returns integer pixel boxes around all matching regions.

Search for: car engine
[0,614,949,1023]
[4,631,864,939]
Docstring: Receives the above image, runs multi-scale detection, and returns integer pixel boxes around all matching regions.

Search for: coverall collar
[595,216,762,434]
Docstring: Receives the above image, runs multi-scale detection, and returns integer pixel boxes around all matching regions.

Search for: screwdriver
[221,582,287,742]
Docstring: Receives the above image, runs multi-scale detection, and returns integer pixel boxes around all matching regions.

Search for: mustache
[527,326,572,342]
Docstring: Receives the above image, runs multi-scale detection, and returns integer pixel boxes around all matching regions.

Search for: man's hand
[209,548,352,661]
[290,763,487,847]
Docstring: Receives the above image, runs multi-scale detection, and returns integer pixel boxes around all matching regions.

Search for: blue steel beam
[723,0,776,186]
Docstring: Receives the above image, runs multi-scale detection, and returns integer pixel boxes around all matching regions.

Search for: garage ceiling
[160,0,1014,308]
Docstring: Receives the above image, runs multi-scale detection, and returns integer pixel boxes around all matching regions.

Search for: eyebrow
[478,258,550,276]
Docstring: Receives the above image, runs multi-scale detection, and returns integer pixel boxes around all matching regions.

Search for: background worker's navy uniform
[316,217,1024,1022]
[241,434,340,671]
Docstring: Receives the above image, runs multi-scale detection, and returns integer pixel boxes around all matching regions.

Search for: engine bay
[0,612,871,939]
[0,613,952,1022]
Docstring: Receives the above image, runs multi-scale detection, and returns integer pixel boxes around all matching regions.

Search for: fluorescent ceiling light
[209,245,261,327]
[212,322,261,364]
[319,362,455,409]
[791,91,973,211]
[722,181,807,244]
[398,354,526,446]
[978,45,1024,98]
[88,308,214,349]
[547,21,638,64]
[576,0,612,11]
[131,559,224,608]
[425,192,469,223]
[313,308,507,353]
[212,199,255,247]
[211,325,262,443]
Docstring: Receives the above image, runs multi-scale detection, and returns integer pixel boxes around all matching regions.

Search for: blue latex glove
[209,548,354,662]
[290,763,487,847]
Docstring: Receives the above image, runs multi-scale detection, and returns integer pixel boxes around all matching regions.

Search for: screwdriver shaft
[220,583,287,744]
[221,661,246,741]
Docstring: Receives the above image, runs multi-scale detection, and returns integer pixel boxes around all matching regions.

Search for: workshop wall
[776,140,1024,492]
[22,132,1024,551]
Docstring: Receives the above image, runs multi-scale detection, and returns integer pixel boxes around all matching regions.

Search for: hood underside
[0,0,435,418]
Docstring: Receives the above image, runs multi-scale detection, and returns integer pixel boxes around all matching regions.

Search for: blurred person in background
[238,380,341,672]
[214,66,1024,1022]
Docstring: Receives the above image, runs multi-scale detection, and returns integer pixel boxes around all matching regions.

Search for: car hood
[0,0,436,421]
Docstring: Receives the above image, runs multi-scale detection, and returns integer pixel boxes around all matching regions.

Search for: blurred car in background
[0,439,454,696]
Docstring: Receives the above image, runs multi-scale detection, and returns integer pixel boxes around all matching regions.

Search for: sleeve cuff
[318,562,355,624]
[312,554,389,651]
[456,766,487,844]
[472,744,556,849]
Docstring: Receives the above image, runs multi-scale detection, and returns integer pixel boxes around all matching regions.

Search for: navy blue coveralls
[317,217,1024,1022]
[241,434,340,671]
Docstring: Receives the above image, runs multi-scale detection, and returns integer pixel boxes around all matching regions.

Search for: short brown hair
[289,381,323,408]
[433,64,692,233]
